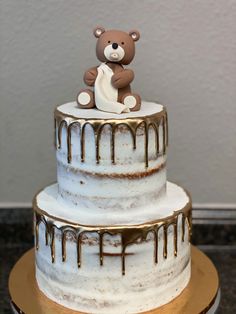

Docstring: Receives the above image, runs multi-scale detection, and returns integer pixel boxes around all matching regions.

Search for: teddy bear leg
[77,89,95,109]
[121,93,141,112]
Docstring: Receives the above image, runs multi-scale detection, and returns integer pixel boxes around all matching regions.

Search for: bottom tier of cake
[33,182,192,314]
[9,246,220,314]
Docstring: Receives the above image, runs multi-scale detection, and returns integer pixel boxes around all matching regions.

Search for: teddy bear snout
[110,52,119,60]
[104,44,125,62]
[112,43,118,49]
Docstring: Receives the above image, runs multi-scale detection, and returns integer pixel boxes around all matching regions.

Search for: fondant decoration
[77,27,141,114]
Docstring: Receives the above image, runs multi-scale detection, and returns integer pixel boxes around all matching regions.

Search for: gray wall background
[1,0,236,206]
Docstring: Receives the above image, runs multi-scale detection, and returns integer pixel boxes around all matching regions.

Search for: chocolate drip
[182,213,186,242]
[47,221,55,263]
[186,210,192,242]
[34,196,191,275]
[80,123,86,162]
[173,219,178,256]
[67,124,74,163]
[35,221,39,250]
[45,227,49,246]
[165,111,169,147]
[111,125,116,164]
[163,225,168,259]
[57,120,67,149]
[54,118,57,149]
[54,108,168,167]
[77,233,82,268]
[153,230,158,264]
[61,231,66,262]
[99,232,104,266]
[149,123,159,158]
[144,122,149,167]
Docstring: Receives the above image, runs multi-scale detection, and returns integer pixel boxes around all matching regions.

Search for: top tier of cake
[55,101,168,214]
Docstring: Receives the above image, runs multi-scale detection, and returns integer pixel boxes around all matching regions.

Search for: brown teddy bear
[77,26,141,114]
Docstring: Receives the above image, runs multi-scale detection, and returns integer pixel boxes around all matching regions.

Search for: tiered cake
[33,101,192,313]
[33,27,192,314]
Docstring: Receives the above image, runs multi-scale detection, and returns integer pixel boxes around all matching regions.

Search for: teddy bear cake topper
[76,26,141,114]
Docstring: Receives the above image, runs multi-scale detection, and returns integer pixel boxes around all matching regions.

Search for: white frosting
[57,161,166,212]
[35,182,191,313]
[56,101,163,119]
[95,63,129,114]
[36,182,188,225]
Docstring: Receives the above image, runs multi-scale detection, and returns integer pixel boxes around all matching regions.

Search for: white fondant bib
[94,63,129,114]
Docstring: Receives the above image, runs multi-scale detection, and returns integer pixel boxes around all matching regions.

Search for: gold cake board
[9,246,219,314]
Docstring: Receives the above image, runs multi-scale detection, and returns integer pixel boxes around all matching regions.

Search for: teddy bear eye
[121,42,124,45]
[108,40,111,43]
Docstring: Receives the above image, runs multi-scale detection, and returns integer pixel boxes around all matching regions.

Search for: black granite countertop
[1,209,236,314]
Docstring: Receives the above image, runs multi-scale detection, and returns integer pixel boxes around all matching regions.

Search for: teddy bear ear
[93,26,105,38]
[129,30,140,42]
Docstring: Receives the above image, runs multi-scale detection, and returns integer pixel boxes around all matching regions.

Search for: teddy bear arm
[83,66,98,86]
[124,69,134,84]
[111,69,134,89]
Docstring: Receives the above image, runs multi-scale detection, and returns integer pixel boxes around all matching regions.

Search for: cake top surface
[35,182,189,226]
[57,101,164,120]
